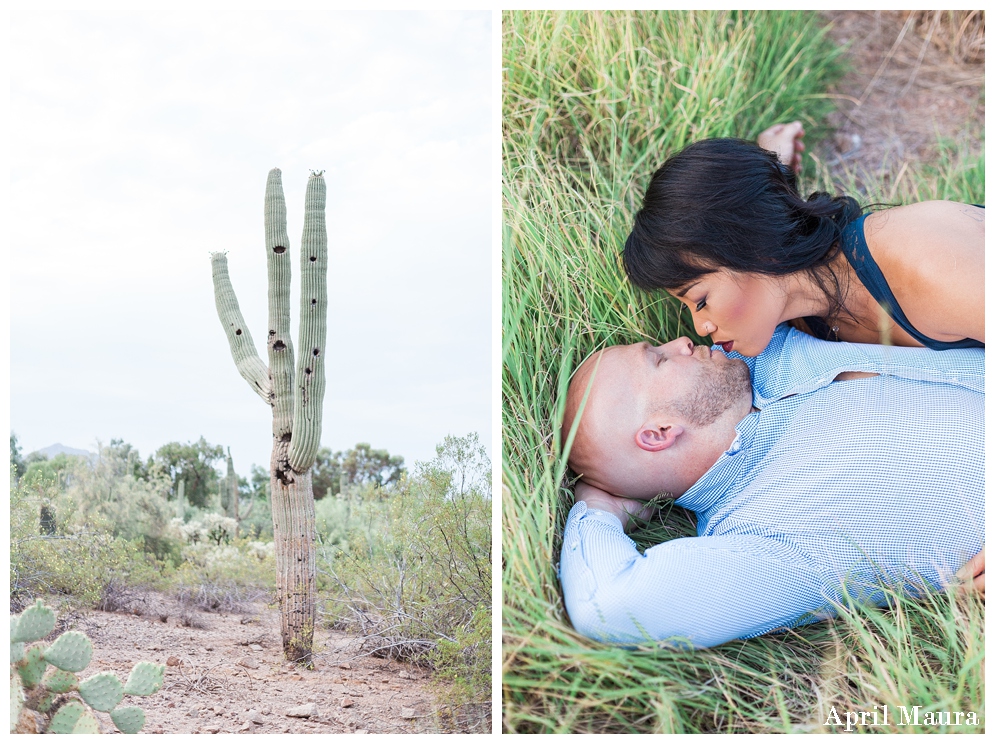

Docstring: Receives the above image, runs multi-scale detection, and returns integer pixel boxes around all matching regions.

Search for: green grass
[502,9,985,734]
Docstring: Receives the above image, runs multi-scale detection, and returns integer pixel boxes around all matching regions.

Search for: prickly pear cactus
[9,600,165,734]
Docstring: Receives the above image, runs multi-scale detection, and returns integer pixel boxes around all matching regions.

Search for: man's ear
[635,423,684,452]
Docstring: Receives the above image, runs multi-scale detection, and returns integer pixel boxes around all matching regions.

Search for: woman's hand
[757,121,805,173]
[955,547,985,596]
[574,481,656,532]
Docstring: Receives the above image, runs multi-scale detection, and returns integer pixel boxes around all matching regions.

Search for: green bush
[11,475,171,612]
[48,443,174,548]
[314,485,385,558]
[319,434,491,716]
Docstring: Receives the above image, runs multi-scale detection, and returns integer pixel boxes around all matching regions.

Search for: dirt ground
[62,594,475,735]
[815,10,984,187]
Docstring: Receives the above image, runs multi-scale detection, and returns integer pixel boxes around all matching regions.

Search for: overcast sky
[9,9,492,474]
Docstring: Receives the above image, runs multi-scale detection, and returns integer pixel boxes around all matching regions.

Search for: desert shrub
[170,513,239,546]
[232,464,273,539]
[11,475,170,613]
[20,452,86,490]
[430,605,491,731]
[173,537,276,613]
[319,434,491,711]
[52,442,174,548]
[314,484,389,563]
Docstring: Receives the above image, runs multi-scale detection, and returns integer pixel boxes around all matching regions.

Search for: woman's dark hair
[624,138,862,320]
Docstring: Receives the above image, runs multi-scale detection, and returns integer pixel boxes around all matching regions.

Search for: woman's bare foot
[757,121,805,173]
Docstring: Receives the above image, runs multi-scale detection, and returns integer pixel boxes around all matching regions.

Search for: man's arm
[573,481,655,529]
[559,501,830,647]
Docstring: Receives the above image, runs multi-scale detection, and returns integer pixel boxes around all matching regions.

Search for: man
[560,325,983,648]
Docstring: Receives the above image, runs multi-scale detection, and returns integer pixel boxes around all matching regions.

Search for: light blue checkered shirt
[559,326,984,647]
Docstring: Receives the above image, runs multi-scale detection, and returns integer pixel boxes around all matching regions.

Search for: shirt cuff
[565,500,626,532]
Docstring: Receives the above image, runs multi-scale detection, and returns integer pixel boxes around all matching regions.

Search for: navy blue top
[806,208,984,350]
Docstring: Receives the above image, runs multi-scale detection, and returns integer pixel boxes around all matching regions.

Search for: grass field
[502,10,985,733]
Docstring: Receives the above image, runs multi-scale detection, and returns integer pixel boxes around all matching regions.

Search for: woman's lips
[718,340,734,353]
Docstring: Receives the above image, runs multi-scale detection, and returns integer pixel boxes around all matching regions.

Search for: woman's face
[670,270,789,357]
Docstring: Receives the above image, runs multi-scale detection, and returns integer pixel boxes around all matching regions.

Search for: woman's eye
[695,298,706,312]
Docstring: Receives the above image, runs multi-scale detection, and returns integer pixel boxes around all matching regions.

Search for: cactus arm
[265,168,296,439]
[288,171,328,473]
[211,252,273,404]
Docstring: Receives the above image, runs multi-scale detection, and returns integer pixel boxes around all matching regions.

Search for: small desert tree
[210,168,327,665]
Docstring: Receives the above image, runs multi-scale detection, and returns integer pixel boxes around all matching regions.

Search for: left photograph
[10,9,492,734]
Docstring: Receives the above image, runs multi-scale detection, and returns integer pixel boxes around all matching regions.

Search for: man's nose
[660,337,695,356]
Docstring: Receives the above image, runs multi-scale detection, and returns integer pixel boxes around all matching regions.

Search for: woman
[619,122,984,592]
[623,122,984,357]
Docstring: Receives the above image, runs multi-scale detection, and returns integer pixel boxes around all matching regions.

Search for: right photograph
[502,9,984,734]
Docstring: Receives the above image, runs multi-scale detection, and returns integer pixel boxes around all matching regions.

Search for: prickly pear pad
[43,630,93,672]
[10,670,24,733]
[111,705,146,734]
[41,667,78,694]
[78,671,125,712]
[16,646,47,688]
[12,600,56,643]
[72,709,101,733]
[47,700,86,734]
[36,691,59,713]
[123,661,165,696]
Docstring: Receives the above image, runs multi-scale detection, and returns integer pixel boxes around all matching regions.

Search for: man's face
[598,337,752,425]
[566,336,752,497]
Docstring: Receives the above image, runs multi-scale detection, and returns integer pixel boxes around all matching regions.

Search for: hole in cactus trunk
[309,256,316,262]
[273,245,287,254]
[269,329,276,336]
[281,432,292,442]
[311,299,316,305]
[273,340,287,351]
[313,348,320,356]
[235,329,242,335]
[305,368,311,375]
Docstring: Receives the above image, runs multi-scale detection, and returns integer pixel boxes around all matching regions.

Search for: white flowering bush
[168,514,238,546]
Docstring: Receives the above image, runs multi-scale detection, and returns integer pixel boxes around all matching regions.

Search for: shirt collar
[722,325,984,408]
[674,411,759,513]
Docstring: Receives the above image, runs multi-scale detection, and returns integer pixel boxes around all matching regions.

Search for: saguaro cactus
[210,168,327,665]
[175,479,186,521]
[221,447,239,526]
